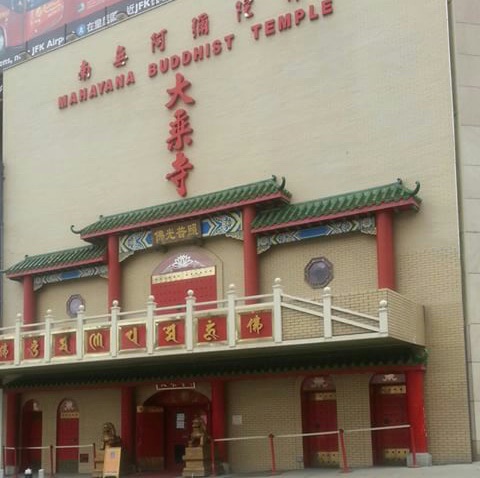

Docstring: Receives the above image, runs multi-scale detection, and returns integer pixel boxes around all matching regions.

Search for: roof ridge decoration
[251,179,421,232]
[78,176,291,240]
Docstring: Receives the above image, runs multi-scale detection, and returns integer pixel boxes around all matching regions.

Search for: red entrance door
[56,399,79,473]
[21,400,42,470]
[165,405,209,472]
[303,392,338,467]
[138,390,210,472]
[371,382,410,465]
[136,406,165,471]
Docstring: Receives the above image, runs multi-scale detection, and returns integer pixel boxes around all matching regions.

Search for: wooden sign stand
[102,447,122,478]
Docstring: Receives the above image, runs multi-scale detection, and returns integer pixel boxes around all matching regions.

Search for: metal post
[409,426,417,468]
[76,305,85,359]
[339,429,350,473]
[268,434,276,474]
[50,445,54,477]
[210,440,216,476]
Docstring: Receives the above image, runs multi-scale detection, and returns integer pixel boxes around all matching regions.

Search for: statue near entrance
[182,416,214,477]
[101,422,122,450]
[188,416,209,448]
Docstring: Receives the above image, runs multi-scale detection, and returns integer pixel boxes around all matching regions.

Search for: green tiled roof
[6,244,106,278]
[252,179,421,231]
[79,177,291,239]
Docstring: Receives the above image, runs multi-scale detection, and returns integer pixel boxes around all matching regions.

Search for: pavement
[26,463,480,478]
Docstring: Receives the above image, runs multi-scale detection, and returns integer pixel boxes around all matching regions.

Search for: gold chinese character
[187,223,198,235]
[88,332,104,350]
[0,342,9,358]
[163,323,179,343]
[247,314,263,334]
[125,327,140,346]
[176,226,187,238]
[165,228,176,240]
[203,319,219,341]
[154,230,166,243]
[30,339,40,357]
[58,336,70,353]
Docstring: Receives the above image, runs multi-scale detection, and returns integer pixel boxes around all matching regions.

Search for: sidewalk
[41,463,480,478]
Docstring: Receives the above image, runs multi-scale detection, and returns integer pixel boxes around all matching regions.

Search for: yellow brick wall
[334,374,373,467]
[226,377,304,473]
[259,234,377,298]
[397,247,470,463]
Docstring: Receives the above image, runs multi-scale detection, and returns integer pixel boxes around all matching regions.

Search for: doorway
[21,400,42,470]
[370,374,410,465]
[301,376,339,467]
[56,399,79,473]
[136,389,210,472]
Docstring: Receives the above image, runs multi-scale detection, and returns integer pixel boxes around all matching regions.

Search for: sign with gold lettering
[239,311,273,340]
[23,336,45,360]
[119,324,147,351]
[53,332,77,357]
[157,320,185,347]
[85,328,110,354]
[197,316,227,343]
[152,220,201,246]
[0,339,14,362]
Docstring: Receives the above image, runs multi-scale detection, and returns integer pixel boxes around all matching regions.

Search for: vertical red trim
[23,275,35,325]
[376,210,395,290]
[211,380,226,461]
[108,235,121,307]
[406,369,427,453]
[242,205,259,298]
[121,386,135,463]
[6,392,19,468]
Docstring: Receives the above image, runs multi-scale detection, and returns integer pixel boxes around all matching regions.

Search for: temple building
[0,0,478,473]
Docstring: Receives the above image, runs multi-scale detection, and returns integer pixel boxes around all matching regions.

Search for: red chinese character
[113,45,128,67]
[166,152,194,197]
[78,60,92,81]
[166,109,193,151]
[192,13,209,39]
[236,0,254,22]
[165,73,195,109]
[151,29,168,53]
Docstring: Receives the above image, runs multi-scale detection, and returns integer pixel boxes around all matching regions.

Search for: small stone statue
[101,422,122,450]
[188,416,209,448]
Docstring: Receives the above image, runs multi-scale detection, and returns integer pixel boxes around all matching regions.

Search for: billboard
[0,0,175,70]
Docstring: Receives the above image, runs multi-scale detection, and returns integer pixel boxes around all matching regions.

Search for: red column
[406,369,427,453]
[23,275,35,325]
[211,380,226,461]
[376,210,395,290]
[6,392,19,468]
[121,386,135,463]
[108,235,121,307]
[242,205,259,298]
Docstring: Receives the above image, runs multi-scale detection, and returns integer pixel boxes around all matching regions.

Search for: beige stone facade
[0,0,475,473]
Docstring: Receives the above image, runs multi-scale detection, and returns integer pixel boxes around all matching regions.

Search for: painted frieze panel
[23,336,45,360]
[84,328,110,354]
[119,324,147,351]
[157,320,185,347]
[53,332,77,357]
[197,316,227,343]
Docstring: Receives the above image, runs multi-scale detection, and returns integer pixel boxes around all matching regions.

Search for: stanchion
[268,434,276,474]
[210,440,216,476]
[409,426,417,468]
[338,429,350,473]
[49,445,54,477]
